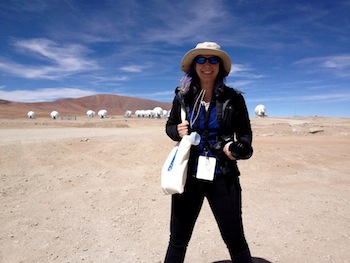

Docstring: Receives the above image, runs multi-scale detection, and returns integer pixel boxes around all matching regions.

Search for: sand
[0,116,349,263]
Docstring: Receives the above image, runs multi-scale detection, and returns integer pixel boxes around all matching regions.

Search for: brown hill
[0,94,172,118]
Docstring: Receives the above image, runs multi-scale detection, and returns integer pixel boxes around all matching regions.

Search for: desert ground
[0,116,349,263]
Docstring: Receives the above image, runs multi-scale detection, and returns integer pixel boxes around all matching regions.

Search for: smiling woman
[164,42,253,263]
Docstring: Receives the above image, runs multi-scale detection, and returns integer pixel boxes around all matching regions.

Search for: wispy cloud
[229,80,256,89]
[249,91,350,103]
[0,0,50,13]
[0,88,97,102]
[0,38,99,80]
[229,64,264,79]
[300,92,350,102]
[120,65,144,73]
[119,89,175,102]
[91,75,129,83]
[294,54,350,77]
[139,0,231,44]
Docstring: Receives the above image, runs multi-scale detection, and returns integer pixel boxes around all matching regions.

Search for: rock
[309,127,324,134]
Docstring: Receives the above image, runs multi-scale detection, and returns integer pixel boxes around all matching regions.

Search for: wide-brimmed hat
[181,42,231,76]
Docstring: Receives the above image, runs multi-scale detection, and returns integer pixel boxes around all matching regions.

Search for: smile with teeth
[203,71,213,75]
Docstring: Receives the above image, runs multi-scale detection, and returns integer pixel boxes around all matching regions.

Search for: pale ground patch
[1,116,349,263]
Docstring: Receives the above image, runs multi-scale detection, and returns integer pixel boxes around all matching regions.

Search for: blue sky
[0,0,349,117]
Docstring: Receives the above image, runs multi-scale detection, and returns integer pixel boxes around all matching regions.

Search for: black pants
[164,175,252,263]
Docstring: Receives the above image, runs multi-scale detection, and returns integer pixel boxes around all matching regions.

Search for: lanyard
[189,89,205,129]
[189,89,215,154]
[203,101,212,153]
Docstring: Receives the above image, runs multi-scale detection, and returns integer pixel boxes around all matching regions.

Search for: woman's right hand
[177,120,189,138]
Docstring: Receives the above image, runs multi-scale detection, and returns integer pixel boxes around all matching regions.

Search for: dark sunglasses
[195,56,220,65]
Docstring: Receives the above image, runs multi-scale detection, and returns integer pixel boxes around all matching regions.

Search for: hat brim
[181,48,231,76]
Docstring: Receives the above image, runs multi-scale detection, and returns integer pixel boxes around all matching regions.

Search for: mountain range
[0,94,172,118]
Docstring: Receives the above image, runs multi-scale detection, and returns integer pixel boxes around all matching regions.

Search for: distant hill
[0,94,172,118]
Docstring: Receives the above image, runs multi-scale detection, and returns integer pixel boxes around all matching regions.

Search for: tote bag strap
[180,106,186,123]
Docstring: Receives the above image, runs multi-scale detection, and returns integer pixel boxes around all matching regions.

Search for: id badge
[196,156,216,181]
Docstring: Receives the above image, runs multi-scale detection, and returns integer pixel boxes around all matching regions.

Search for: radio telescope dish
[153,107,163,118]
[98,109,107,118]
[50,111,59,119]
[255,104,266,117]
[86,110,95,117]
[27,111,35,119]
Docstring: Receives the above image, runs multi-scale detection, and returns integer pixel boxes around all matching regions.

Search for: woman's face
[194,55,220,85]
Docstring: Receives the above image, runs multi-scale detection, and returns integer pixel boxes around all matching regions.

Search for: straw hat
[181,42,231,76]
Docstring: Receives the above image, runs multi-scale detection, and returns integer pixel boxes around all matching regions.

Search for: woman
[164,42,253,263]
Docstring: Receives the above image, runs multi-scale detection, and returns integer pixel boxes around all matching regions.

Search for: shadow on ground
[212,257,273,263]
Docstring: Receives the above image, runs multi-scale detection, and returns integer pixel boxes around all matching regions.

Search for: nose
[202,60,212,66]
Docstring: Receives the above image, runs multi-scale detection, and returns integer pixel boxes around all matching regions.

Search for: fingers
[177,120,189,138]
[223,142,236,160]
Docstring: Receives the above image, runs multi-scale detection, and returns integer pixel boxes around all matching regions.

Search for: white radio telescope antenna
[27,111,35,119]
[50,111,59,119]
[255,104,266,117]
[87,110,95,117]
[153,107,163,118]
[98,109,107,118]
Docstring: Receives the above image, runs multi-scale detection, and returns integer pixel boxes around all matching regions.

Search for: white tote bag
[161,135,192,194]
[161,107,191,195]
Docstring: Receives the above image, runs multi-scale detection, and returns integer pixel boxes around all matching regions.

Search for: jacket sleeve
[231,93,253,159]
[165,95,182,142]
[221,90,253,160]
[235,93,252,144]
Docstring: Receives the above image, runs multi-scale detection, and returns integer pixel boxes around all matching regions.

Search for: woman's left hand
[223,142,236,160]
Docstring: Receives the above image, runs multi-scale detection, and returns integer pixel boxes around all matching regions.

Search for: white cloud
[231,64,252,73]
[249,91,350,103]
[229,80,256,89]
[320,55,350,69]
[229,63,264,79]
[0,38,99,80]
[300,92,350,102]
[0,88,97,102]
[294,54,350,77]
[91,75,129,83]
[139,0,231,43]
[120,65,144,73]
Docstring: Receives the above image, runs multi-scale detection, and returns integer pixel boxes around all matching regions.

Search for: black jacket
[165,85,253,176]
